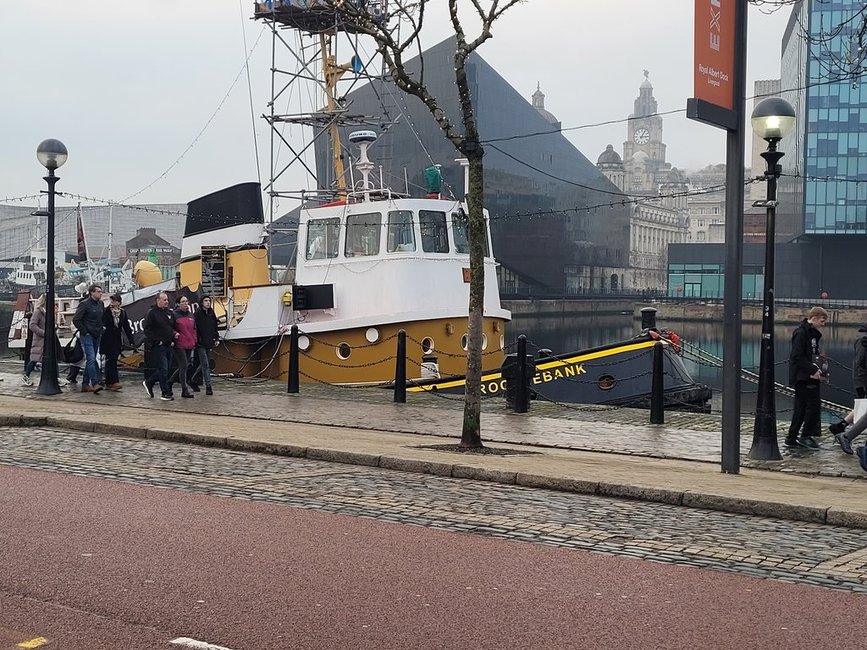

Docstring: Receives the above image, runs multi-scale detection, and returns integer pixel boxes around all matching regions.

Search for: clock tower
[622,71,669,193]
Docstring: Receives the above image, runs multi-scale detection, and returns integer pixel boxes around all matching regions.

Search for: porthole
[481,333,488,350]
[298,335,311,352]
[421,337,435,354]
[597,374,616,391]
[461,334,469,351]
[336,342,351,360]
[365,327,380,343]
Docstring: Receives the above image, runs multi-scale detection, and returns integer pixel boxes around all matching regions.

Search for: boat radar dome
[348,130,377,144]
[350,130,378,197]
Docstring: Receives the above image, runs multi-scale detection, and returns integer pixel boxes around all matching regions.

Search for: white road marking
[169,638,236,650]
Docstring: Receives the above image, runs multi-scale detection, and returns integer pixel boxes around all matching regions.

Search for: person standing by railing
[785,306,829,451]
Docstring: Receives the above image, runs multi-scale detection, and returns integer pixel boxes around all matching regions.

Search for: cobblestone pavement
[1,361,863,480]
[2,425,867,594]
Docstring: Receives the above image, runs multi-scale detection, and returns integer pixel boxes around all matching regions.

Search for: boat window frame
[305,217,341,261]
[419,210,449,253]
[344,211,382,257]
[386,210,417,253]
[451,211,490,256]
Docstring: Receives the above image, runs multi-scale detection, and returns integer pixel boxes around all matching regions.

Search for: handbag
[64,333,84,364]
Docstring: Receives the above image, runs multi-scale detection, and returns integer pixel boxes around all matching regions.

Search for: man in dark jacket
[831,323,867,454]
[100,293,135,391]
[72,283,105,393]
[142,291,177,401]
[786,306,829,450]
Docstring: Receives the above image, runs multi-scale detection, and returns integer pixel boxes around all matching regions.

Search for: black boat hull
[409,336,712,412]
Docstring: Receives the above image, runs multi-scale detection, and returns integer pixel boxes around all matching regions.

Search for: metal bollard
[650,341,664,424]
[394,329,406,403]
[287,324,300,394]
[515,335,529,413]
[640,306,658,331]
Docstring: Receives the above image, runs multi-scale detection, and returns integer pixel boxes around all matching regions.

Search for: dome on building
[597,144,623,166]
[531,83,560,128]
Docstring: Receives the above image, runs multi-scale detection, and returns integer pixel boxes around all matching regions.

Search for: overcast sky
[0,1,791,210]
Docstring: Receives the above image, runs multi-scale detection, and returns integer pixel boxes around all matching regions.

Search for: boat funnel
[349,130,377,199]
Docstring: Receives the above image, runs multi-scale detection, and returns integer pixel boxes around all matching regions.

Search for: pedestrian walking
[72,283,106,394]
[143,291,176,401]
[171,296,197,399]
[192,295,219,395]
[785,306,829,450]
[21,295,46,386]
[830,323,867,454]
[100,293,135,391]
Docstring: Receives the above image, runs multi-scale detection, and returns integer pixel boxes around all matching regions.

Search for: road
[1,425,866,649]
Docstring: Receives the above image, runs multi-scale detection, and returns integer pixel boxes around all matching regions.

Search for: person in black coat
[100,293,135,391]
[191,295,220,395]
[786,306,829,450]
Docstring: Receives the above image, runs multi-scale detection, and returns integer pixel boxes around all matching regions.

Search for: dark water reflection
[506,313,860,419]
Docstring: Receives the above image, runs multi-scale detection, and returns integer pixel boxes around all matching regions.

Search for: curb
[4,413,867,531]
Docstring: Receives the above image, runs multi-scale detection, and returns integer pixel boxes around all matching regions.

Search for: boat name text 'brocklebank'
[480,361,587,395]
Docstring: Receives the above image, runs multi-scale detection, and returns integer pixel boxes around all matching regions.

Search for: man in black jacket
[786,306,829,450]
[191,295,220,395]
[142,292,177,401]
[72,284,105,393]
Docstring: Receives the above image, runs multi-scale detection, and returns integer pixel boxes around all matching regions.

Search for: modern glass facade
[802,0,867,234]
[667,263,764,300]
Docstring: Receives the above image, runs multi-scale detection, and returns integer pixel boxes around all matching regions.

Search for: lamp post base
[748,435,782,461]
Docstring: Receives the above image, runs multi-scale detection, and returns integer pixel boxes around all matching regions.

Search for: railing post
[640,306,658,331]
[394,329,406,403]
[287,324,299,394]
[515,334,529,413]
[650,341,664,424]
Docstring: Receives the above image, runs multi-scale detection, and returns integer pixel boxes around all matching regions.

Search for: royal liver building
[596,72,689,291]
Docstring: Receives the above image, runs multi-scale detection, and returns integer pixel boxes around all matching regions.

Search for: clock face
[633,127,651,145]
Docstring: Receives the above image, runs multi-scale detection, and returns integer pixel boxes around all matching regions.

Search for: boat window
[420,210,449,253]
[451,211,490,256]
[387,210,416,252]
[345,212,382,257]
[306,218,340,260]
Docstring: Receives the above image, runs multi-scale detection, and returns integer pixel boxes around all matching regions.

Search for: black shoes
[835,432,854,455]
[829,420,848,435]
[143,380,154,398]
[182,392,194,398]
[160,394,174,401]
[205,386,213,395]
[191,383,201,393]
[785,435,820,450]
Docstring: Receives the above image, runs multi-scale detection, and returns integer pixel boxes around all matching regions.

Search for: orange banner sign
[694,0,736,111]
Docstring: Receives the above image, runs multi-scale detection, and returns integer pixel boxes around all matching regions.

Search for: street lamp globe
[36,139,68,171]
[751,97,796,142]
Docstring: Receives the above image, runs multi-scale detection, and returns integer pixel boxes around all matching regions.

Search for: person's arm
[122,313,135,346]
[72,301,86,332]
[29,310,45,338]
[791,329,818,376]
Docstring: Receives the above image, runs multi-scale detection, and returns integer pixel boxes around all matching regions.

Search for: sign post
[687,0,748,474]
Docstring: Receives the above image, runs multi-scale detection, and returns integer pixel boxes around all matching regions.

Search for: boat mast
[321,32,348,198]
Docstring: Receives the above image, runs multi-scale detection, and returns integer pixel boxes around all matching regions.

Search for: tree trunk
[460,151,486,448]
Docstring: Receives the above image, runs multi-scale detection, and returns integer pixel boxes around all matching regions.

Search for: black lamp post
[749,98,796,461]
[35,138,68,396]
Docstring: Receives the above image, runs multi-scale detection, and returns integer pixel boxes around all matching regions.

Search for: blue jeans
[82,333,102,387]
[195,346,212,388]
[148,344,173,397]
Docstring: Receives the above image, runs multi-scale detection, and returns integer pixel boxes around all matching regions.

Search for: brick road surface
[2,425,867,594]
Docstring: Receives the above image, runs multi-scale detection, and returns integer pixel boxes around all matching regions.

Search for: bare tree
[323,0,523,447]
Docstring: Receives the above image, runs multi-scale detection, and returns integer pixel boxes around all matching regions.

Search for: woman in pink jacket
[172,296,197,398]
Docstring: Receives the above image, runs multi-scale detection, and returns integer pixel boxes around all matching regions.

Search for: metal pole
[720,0,749,474]
[750,142,784,461]
[287,324,299,393]
[394,329,406,403]
[650,342,665,424]
[37,170,61,395]
[515,334,529,413]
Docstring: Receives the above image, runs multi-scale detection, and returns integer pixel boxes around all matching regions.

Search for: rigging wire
[240,0,263,190]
